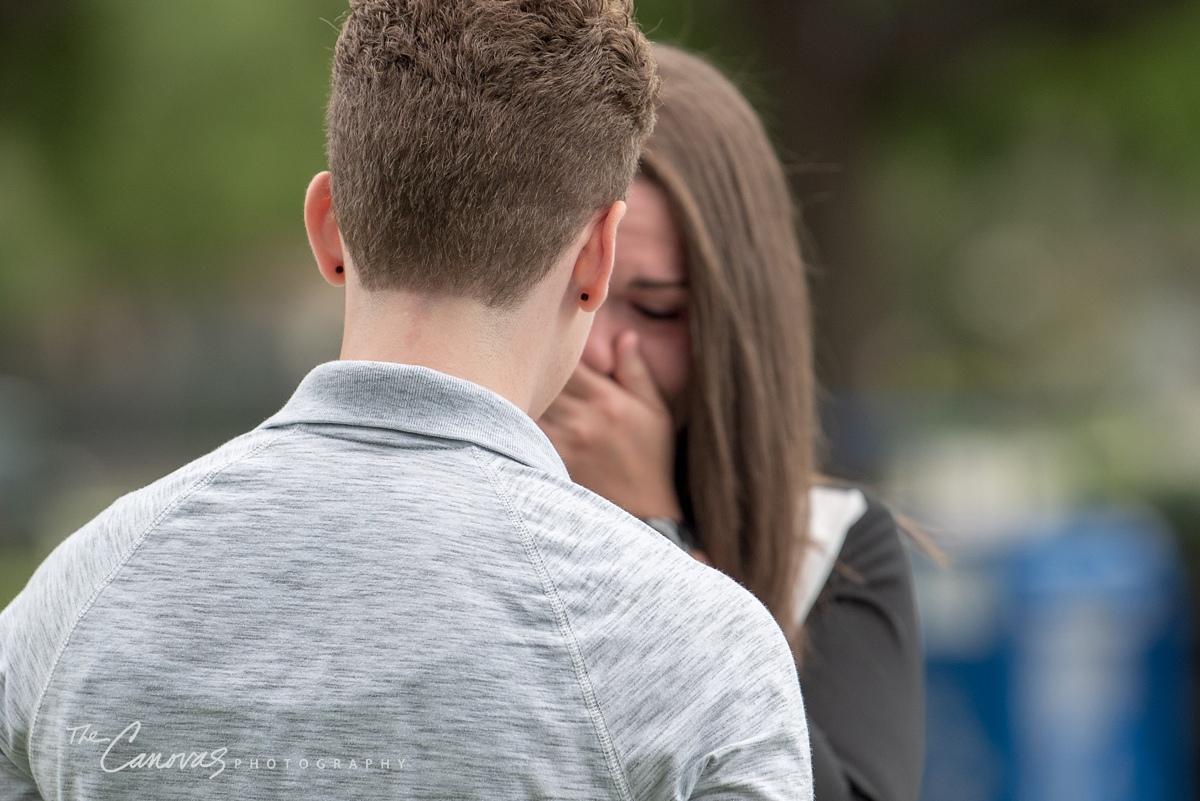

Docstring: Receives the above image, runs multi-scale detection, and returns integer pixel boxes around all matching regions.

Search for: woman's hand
[538,331,684,521]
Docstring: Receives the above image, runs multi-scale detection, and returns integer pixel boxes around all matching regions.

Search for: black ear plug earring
[580,293,589,301]
[335,266,344,274]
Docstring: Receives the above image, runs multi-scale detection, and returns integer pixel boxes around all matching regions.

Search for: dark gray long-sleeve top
[799,494,925,801]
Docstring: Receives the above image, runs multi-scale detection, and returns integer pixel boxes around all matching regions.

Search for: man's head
[321,0,657,307]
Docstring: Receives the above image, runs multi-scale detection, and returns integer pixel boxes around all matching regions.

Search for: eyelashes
[633,304,686,321]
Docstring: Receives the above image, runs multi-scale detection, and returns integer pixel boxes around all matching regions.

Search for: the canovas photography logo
[66,722,228,779]
[66,722,405,780]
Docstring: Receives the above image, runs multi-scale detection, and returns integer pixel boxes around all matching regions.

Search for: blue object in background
[917,510,1193,801]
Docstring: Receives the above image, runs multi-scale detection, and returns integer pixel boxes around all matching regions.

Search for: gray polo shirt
[0,360,812,800]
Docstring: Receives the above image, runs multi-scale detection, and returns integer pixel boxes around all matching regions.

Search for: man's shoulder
[0,426,290,774]
[476,449,789,661]
[470,447,650,540]
[3,426,288,622]
[63,427,290,559]
[475,449,804,763]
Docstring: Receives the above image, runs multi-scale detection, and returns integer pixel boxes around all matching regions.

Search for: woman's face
[582,175,692,409]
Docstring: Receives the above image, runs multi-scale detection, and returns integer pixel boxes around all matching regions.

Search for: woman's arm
[799,494,925,801]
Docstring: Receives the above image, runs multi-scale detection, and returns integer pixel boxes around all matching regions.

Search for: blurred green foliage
[0,0,348,312]
[861,2,1200,406]
[874,3,1200,192]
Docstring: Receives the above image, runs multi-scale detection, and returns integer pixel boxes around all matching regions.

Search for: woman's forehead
[616,179,687,283]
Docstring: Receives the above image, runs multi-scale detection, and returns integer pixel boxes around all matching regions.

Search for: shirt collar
[259,360,568,479]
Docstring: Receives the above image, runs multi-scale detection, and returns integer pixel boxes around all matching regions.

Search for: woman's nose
[581,308,619,376]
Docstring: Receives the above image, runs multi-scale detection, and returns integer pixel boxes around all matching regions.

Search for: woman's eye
[633,304,685,321]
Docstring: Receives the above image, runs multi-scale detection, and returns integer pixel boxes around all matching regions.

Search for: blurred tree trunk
[738,0,886,392]
[738,0,1181,391]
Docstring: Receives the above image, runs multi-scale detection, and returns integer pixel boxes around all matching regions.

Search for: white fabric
[795,486,868,624]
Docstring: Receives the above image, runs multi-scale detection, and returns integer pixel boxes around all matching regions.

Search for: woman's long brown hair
[639,44,816,655]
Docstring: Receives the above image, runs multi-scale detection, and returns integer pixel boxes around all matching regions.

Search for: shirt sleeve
[689,728,813,800]
[799,493,925,801]
[619,562,815,801]
[0,749,41,801]
[1,588,44,801]
[0,582,42,801]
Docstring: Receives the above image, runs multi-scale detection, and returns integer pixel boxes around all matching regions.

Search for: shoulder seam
[470,448,633,801]
[24,428,298,761]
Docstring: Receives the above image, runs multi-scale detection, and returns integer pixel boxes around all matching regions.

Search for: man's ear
[573,200,626,312]
[304,171,347,286]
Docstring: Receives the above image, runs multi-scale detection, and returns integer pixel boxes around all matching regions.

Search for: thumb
[614,331,665,407]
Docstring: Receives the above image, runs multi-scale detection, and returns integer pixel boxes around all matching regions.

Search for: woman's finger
[560,361,612,399]
[614,331,666,409]
[538,392,585,425]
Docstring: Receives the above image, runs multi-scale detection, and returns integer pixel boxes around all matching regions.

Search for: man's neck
[338,289,540,414]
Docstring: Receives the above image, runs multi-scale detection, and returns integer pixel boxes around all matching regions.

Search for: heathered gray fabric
[0,360,812,800]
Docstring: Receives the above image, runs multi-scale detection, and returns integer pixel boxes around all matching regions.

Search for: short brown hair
[327,0,658,306]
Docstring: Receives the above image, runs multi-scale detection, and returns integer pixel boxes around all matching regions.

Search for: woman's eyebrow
[627,278,689,289]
